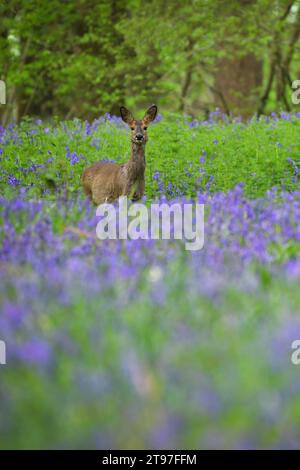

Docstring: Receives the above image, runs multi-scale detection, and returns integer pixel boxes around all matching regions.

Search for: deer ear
[143,104,157,125]
[120,106,134,125]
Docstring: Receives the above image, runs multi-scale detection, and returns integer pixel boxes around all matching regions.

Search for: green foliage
[1,0,300,122]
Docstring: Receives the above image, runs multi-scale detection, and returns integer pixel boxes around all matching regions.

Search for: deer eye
[131,127,134,130]
[144,127,147,131]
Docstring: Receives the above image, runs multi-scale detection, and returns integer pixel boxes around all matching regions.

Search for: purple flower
[287,157,299,175]
[17,338,52,366]
[66,146,81,165]
[8,175,21,186]
[153,171,161,182]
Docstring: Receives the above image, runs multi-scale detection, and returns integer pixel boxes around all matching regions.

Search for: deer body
[82,105,157,205]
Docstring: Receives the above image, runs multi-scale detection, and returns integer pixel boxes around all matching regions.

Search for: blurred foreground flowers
[0,186,300,448]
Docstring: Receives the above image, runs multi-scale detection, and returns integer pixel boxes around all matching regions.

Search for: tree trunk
[213,0,263,118]
[214,54,263,118]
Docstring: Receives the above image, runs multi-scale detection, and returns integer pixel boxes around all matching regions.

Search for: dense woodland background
[1,0,300,124]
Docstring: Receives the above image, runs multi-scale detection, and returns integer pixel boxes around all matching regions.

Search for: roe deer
[82,104,158,204]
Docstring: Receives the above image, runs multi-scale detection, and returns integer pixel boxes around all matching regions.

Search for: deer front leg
[131,179,145,202]
[122,181,134,200]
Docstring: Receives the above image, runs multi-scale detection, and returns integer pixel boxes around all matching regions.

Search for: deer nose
[136,134,143,141]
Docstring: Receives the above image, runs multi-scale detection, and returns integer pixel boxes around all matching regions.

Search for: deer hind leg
[121,181,135,200]
[92,191,110,205]
[91,187,107,205]
[83,184,93,199]
[92,183,120,205]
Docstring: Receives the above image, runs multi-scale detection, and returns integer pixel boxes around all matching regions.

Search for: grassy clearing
[1,113,300,201]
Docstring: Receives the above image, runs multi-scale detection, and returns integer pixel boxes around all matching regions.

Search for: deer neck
[127,142,146,177]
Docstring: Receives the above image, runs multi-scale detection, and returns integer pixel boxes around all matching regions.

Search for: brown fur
[82,105,157,205]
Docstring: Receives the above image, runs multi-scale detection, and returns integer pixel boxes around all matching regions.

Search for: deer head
[120,104,158,144]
